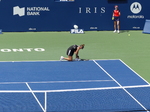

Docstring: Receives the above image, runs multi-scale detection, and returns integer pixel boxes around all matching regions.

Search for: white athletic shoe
[117,30,120,33]
[60,56,64,61]
[113,30,116,33]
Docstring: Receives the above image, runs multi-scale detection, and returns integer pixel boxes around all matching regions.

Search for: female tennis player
[60,44,85,61]
[112,5,121,33]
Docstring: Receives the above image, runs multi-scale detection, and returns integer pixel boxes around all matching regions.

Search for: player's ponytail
[80,44,85,49]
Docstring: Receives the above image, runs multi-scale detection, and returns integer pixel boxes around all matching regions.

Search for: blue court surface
[0,59,150,112]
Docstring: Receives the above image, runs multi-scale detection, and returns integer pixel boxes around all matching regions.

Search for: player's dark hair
[80,44,85,49]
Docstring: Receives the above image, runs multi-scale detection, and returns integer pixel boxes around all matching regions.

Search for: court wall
[0,0,150,32]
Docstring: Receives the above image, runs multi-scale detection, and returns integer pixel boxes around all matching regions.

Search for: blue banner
[0,0,149,32]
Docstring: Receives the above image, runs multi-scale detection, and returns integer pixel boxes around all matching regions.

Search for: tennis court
[1,31,150,83]
[0,59,150,112]
[0,0,150,111]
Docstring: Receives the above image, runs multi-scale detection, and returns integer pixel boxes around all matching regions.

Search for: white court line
[119,59,150,85]
[26,83,46,112]
[92,59,121,61]
[0,84,150,93]
[44,92,47,112]
[0,60,60,62]
[0,59,120,63]
[0,80,113,84]
[93,60,149,112]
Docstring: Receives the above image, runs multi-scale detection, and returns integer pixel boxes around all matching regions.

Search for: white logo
[0,48,45,52]
[70,29,84,34]
[130,2,142,14]
[13,6,50,16]
[13,6,25,16]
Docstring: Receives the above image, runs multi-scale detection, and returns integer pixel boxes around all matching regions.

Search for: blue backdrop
[0,0,149,32]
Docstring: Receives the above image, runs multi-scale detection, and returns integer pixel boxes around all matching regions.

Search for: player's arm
[112,11,114,20]
[74,47,80,58]
[112,10,115,16]
[112,13,114,17]
[119,11,121,16]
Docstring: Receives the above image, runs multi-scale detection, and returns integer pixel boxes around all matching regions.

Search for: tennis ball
[128,34,130,36]
[112,17,114,20]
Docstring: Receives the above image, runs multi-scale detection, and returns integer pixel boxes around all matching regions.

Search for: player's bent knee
[68,56,73,61]
[68,58,73,61]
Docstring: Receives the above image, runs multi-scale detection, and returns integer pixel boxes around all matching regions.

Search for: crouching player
[60,44,85,61]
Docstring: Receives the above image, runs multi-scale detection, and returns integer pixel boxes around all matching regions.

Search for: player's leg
[63,56,73,61]
[117,21,120,33]
[114,21,117,32]
[60,49,74,61]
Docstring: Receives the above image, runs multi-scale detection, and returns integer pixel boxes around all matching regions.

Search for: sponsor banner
[0,0,149,31]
